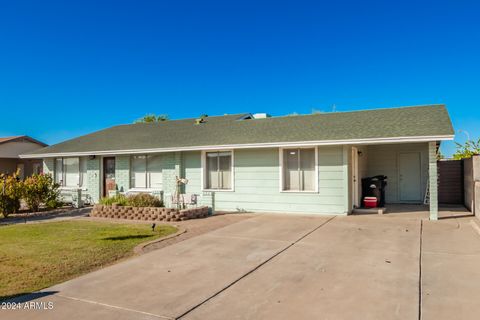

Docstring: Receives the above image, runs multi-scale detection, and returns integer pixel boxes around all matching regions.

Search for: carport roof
[22,104,454,158]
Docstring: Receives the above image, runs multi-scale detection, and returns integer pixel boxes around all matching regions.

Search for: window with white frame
[55,157,87,187]
[282,148,316,191]
[205,151,232,190]
[130,155,163,189]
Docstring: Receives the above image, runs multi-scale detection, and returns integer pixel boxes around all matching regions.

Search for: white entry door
[398,152,422,201]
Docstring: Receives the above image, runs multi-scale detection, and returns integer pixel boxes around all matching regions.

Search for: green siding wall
[42,146,348,213]
[86,157,101,203]
[184,147,347,214]
[115,155,130,192]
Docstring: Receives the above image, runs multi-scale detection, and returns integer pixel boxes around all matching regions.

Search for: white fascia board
[19,134,454,159]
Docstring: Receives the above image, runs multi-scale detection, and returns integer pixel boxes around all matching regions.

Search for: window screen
[55,158,81,187]
[131,155,162,189]
[55,158,63,185]
[147,155,162,189]
[131,155,147,188]
[79,157,87,188]
[64,158,80,187]
[283,148,315,191]
[206,151,232,190]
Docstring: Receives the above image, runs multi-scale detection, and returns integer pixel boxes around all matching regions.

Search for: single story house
[20,104,454,220]
[0,136,47,179]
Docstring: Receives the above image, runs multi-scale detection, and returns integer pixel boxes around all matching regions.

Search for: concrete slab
[422,216,480,320]
[208,214,333,242]
[184,216,421,320]
[47,234,287,319]
[422,253,480,320]
[3,214,330,320]
[4,209,480,320]
[300,215,421,255]
[422,217,480,255]
[1,295,161,320]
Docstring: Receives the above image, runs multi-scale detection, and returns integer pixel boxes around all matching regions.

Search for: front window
[205,151,232,190]
[282,148,316,191]
[32,162,43,175]
[55,157,86,187]
[130,155,163,189]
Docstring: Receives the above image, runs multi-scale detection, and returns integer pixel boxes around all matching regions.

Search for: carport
[350,141,440,220]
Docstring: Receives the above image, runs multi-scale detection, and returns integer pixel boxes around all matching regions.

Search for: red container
[364,197,378,208]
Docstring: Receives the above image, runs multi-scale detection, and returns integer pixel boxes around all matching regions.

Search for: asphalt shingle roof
[25,104,454,156]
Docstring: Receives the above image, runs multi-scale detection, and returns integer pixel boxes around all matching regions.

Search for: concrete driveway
[3,209,480,320]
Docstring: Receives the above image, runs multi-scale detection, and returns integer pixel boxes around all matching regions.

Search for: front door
[103,157,116,197]
[398,152,422,201]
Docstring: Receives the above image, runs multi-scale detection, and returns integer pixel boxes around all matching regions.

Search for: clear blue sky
[1,0,479,156]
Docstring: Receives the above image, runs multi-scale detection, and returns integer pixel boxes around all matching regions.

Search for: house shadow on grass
[102,234,152,241]
[1,291,58,303]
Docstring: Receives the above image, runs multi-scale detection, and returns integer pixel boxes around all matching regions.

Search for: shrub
[99,194,128,206]
[22,174,61,212]
[0,172,23,217]
[99,193,163,207]
[126,193,163,207]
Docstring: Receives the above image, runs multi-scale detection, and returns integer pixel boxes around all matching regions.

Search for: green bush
[99,193,162,207]
[22,174,61,212]
[0,172,23,217]
[0,172,61,217]
[99,194,129,206]
[126,193,163,207]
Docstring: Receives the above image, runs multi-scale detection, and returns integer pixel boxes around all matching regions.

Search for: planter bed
[91,204,209,222]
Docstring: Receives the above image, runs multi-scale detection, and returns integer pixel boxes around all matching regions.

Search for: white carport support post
[428,141,438,220]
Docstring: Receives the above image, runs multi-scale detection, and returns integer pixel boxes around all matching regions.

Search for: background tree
[453,138,480,160]
[437,150,445,160]
[135,114,169,123]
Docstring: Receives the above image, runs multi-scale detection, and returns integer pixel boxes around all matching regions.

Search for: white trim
[342,146,350,214]
[279,146,319,193]
[351,147,360,208]
[201,150,235,192]
[19,135,455,158]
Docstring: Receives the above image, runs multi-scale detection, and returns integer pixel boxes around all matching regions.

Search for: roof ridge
[259,104,446,121]
[123,113,250,127]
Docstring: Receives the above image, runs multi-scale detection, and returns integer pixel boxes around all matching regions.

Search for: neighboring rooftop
[0,136,47,146]
[22,104,454,157]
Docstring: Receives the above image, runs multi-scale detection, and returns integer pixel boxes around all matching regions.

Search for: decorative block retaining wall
[90,205,209,222]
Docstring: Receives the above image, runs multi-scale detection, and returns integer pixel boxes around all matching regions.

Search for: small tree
[453,138,480,160]
[0,171,23,217]
[437,150,445,160]
[22,174,61,212]
[135,114,169,123]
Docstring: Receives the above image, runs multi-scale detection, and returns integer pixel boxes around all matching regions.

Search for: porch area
[350,141,440,220]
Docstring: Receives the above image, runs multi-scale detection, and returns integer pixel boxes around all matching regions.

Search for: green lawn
[0,220,177,300]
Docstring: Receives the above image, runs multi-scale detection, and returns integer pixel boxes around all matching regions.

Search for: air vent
[252,113,271,119]
[238,113,271,120]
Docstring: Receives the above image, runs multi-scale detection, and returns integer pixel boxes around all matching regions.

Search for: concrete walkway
[3,208,480,320]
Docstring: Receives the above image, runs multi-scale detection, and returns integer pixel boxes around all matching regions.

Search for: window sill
[202,189,235,192]
[60,186,87,191]
[280,190,319,194]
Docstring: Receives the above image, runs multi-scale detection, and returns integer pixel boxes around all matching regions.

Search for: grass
[0,220,177,300]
